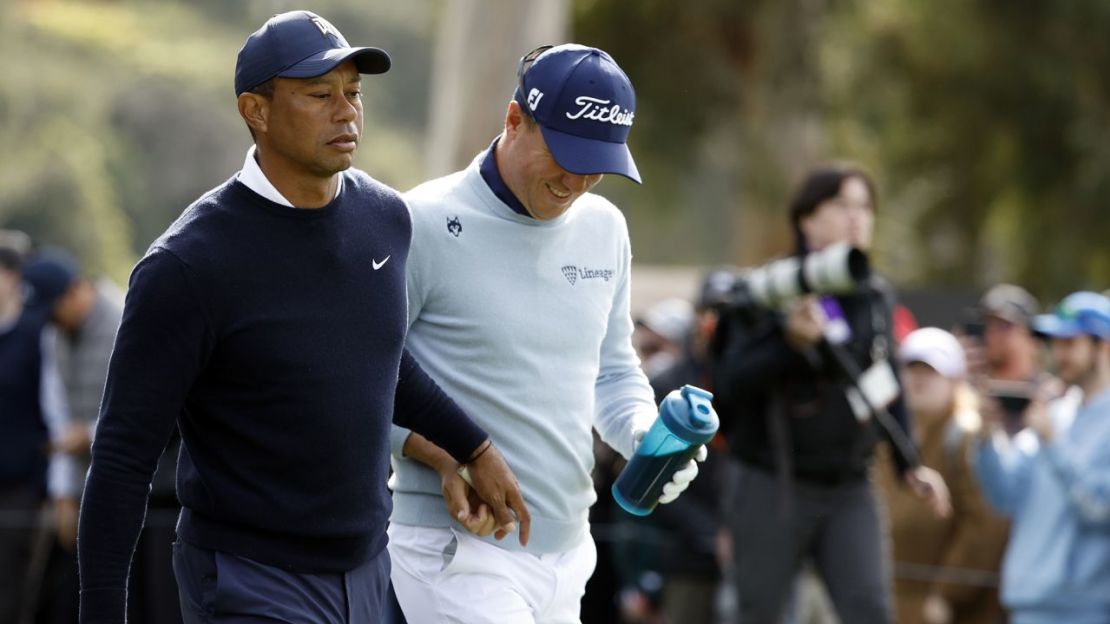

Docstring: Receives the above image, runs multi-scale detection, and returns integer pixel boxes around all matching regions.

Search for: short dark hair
[246,79,276,142]
[788,164,877,251]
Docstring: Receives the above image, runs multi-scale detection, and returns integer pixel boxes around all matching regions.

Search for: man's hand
[52,423,93,456]
[441,466,497,537]
[402,433,527,543]
[461,441,531,546]
[922,592,953,624]
[659,444,708,504]
[1026,377,1065,442]
[904,465,952,518]
[784,296,826,351]
[53,496,79,551]
[632,430,708,505]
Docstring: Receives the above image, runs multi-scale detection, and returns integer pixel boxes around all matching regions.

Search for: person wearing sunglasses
[387,44,706,623]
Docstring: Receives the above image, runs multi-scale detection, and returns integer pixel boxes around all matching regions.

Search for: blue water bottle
[612,385,719,516]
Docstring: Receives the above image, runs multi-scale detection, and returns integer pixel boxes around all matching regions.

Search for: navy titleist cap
[235,11,391,96]
[515,44,641,183]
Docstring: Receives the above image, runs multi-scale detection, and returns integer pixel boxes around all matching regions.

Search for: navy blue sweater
[0,306,50,492]
[78,172,487,621]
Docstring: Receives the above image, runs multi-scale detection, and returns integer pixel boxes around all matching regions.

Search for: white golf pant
[387,524,597,624]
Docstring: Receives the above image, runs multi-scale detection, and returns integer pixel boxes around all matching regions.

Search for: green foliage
[0,0,437,282]
[577,0,1110,297]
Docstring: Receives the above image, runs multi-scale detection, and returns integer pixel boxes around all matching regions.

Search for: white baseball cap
[637,298,694,345]
[898,327,966,379]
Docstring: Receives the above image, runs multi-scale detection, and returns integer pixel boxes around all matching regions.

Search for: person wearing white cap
[634,297,695,378]
[973,291,1110,623]
[386,44,706,623]
[876,328,1008,624]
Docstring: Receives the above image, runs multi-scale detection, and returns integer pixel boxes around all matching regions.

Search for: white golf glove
[631,430,709,504]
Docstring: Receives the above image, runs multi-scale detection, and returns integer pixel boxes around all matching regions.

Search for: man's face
[983,314,1032,368]
[800,176,874,251]
[256,60,364,178]
[500,112,603,221]
[901,361,955,417]
[0,268,19,308]
[1050,335,1100,385]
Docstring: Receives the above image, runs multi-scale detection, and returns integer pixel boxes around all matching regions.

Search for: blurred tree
[0,0,440,281]
[576,0,1110,296]
[824,0,1110,296]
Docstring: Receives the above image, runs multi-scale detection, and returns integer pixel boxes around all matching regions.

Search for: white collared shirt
[236,145,343,207]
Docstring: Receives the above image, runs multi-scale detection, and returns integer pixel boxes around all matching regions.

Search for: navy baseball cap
[235,11,391,96]
[23,248,80,309]
[514,44,641,183]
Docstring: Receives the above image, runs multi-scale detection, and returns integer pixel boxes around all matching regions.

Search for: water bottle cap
[659,384,719,445]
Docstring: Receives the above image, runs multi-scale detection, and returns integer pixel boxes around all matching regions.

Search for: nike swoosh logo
[372,256,391,271]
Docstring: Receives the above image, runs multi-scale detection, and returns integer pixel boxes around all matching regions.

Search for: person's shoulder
[147,176,239,262]
[403,169,470,209]
[343,168,403,203]
[575,191,629,231]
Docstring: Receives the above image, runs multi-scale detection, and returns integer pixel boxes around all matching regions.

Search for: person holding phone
[964,284,1044,436]
[973,291,1110,623]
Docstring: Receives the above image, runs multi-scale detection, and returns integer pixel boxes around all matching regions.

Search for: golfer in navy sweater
[77,11,528,624]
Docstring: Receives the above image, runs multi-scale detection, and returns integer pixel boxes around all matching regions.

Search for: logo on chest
[447,216,462,237]
[560,265,614,285]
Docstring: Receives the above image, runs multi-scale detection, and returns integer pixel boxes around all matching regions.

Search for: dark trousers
[173,540,390,624]
[0,485,41,623]
[728,463,893,624]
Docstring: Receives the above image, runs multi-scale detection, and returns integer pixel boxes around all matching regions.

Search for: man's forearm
[402,431,460,477]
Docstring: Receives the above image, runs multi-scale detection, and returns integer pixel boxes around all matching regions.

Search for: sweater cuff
[390,425,413,459]
[80,587,127,624]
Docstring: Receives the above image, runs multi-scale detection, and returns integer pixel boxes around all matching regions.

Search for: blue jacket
[973,386,1110,624]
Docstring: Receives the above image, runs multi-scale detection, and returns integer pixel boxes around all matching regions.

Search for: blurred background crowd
[3,0,1109,622]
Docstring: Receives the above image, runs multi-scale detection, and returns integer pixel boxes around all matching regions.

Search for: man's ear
[238,92,270,137]
[503,100,527,139]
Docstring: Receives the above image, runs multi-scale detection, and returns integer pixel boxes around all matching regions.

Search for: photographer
[973,291,1110,623]
[712,165,949,623]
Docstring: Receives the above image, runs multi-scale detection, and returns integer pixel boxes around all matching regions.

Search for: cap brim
[1032,314,1082,338]
[538,125,641,184]
[278,46,391,80]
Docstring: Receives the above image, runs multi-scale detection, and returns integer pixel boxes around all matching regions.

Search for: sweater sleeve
[1041,440,1110,528]
[393,349,487,464]
[593,231,657,460]
[971,429,1037,518]
[712,315,814,407]
[79,250,214,623]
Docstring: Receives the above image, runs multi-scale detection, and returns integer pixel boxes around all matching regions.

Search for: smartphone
[985,379,1033,415]
[960,319,985,340]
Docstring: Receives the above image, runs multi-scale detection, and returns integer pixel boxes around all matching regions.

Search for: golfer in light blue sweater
[387,45,705,624]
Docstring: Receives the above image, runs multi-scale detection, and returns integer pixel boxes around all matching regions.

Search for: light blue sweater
[972,386,1110,624]
[390,154,657,554]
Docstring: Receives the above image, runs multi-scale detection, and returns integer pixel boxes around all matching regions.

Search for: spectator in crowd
[0,231,72,623]
[644,275,729,624]
[634,297,694,379]
[712,164,950,623]
[973,291,1110,624]
[876,327,1009,624]
[966,284,1043,437]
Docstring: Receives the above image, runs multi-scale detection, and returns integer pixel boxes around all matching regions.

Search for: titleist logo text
[565,96,634,126]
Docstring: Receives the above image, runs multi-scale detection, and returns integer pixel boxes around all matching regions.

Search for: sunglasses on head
[516,44,554,117]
